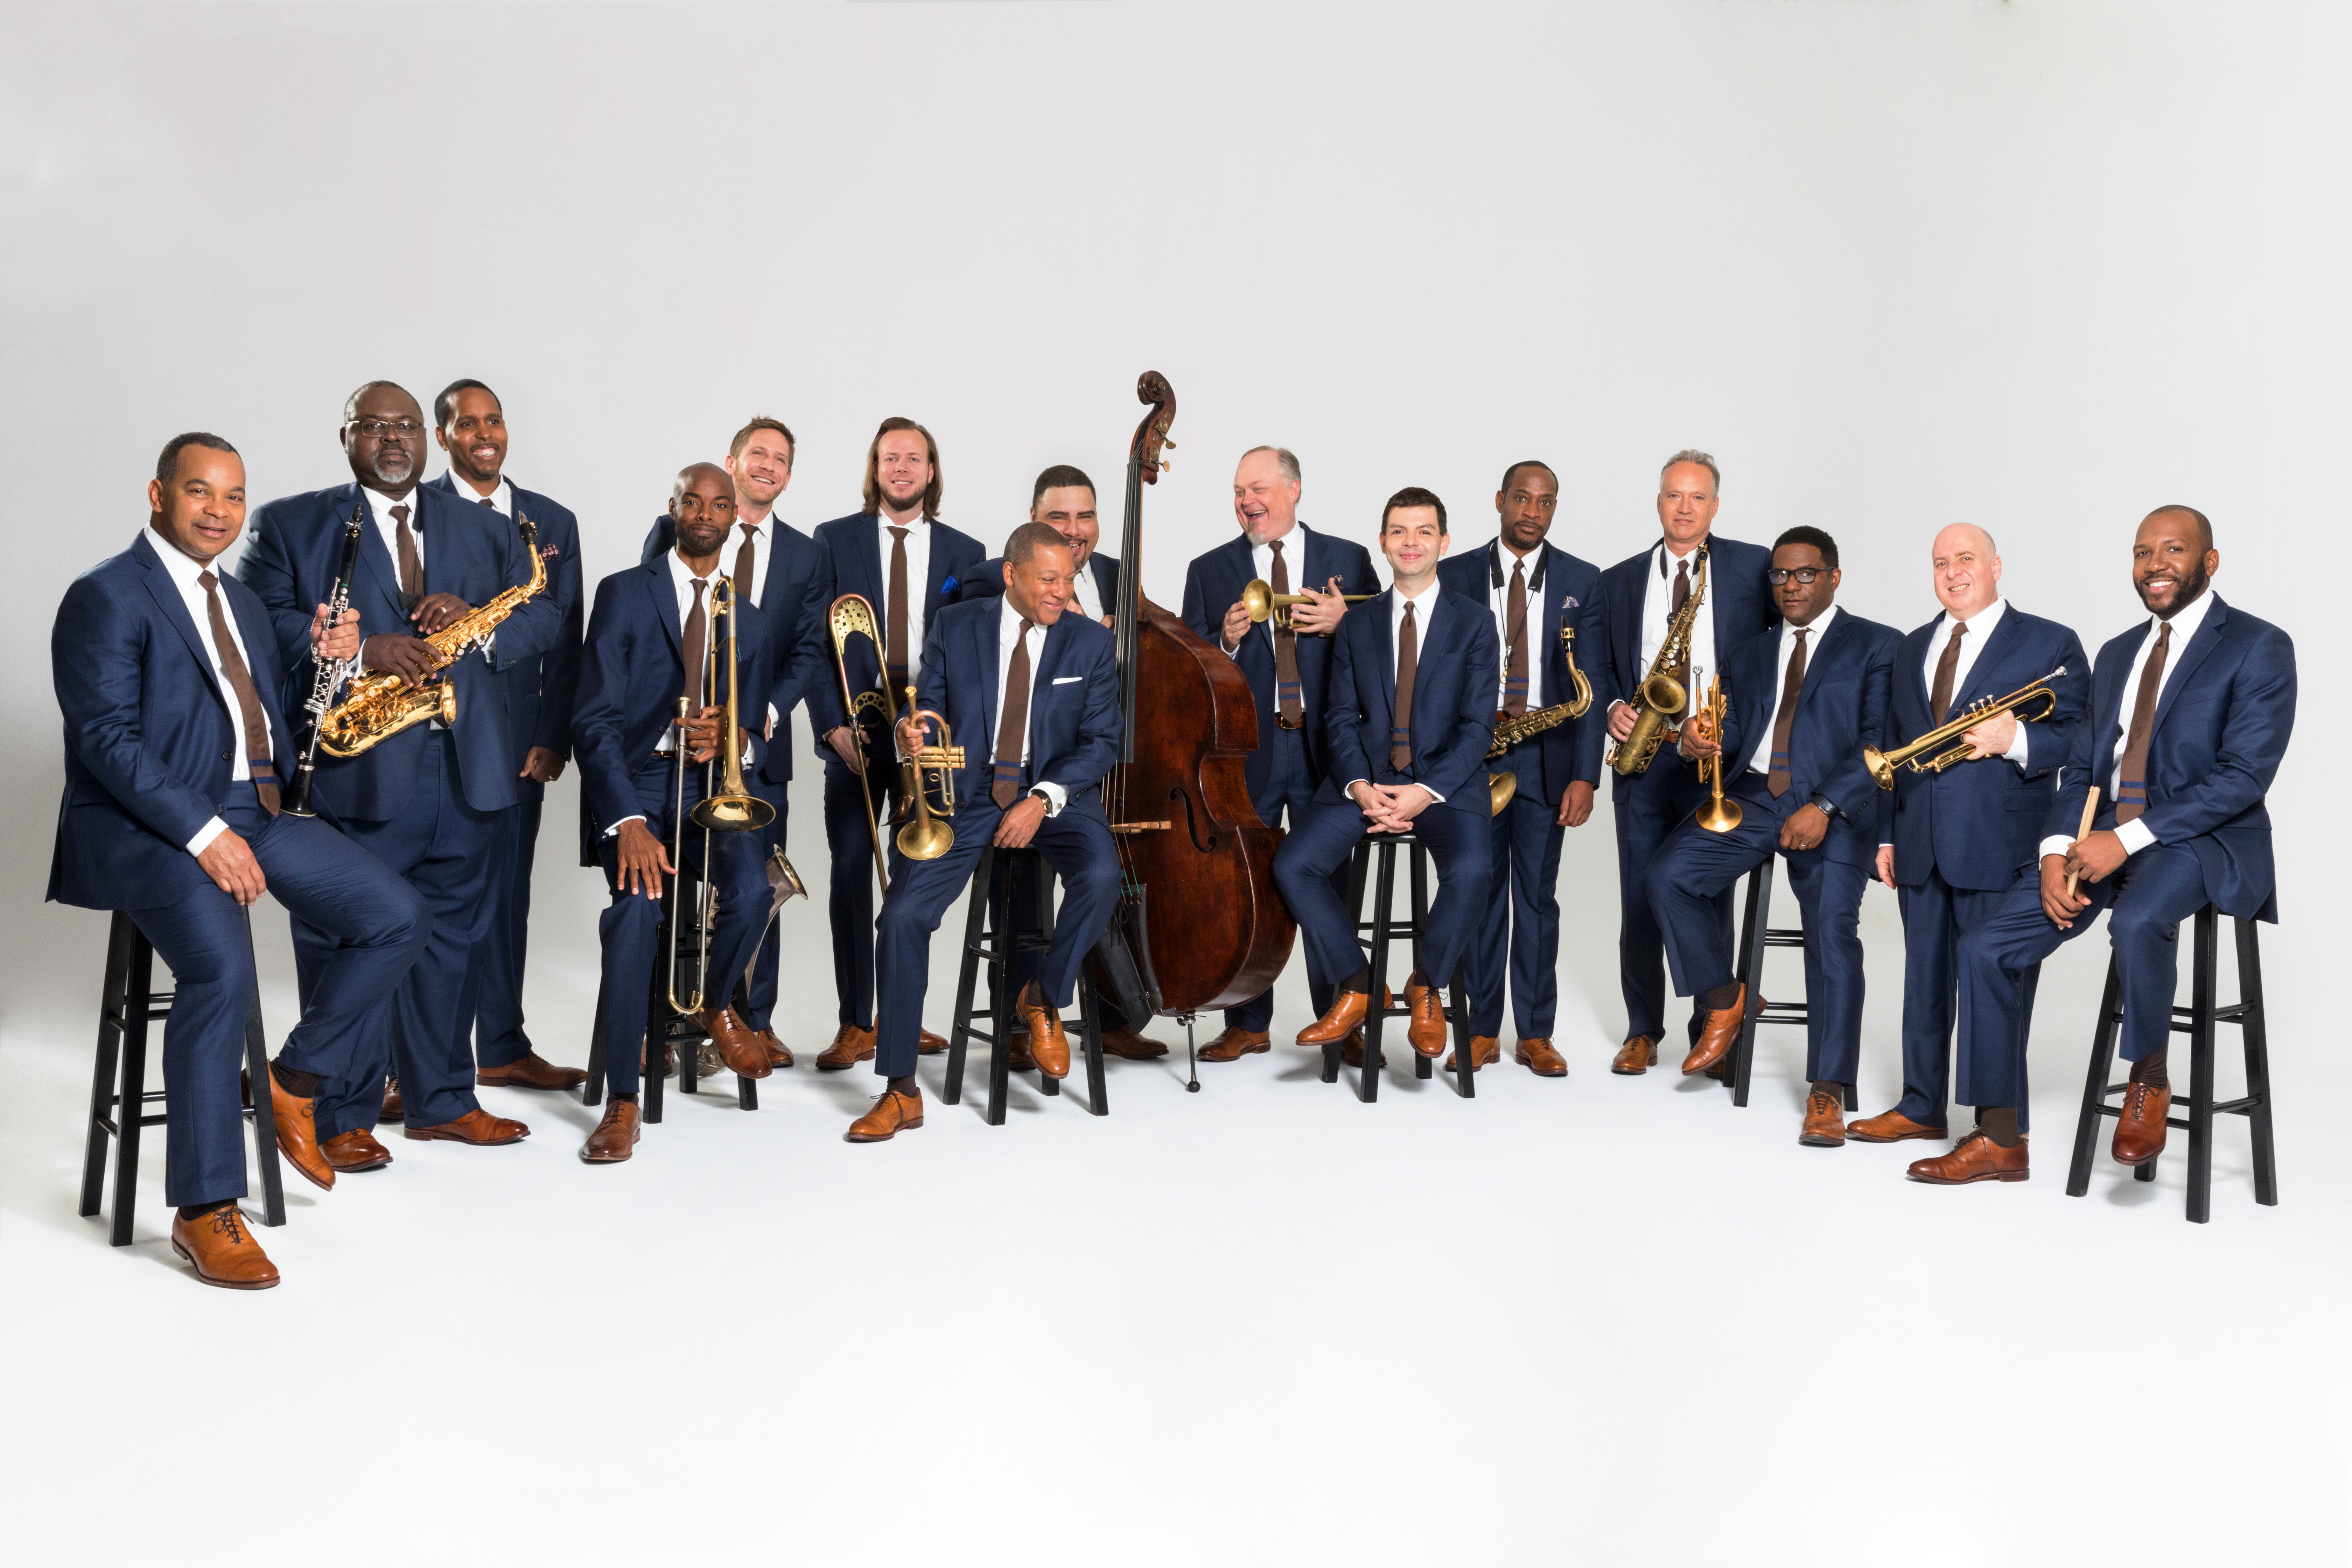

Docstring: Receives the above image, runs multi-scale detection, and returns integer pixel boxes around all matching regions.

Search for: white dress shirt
[1486,541,1549,713]
[153,534,262,857]
[1745,604,1840,778]
[444,472,511,517]
[877,512,934,683]
[1634,539,1717,719]
[1223,528,1305,657]
[1062,554,1103,624]
[2038,587,2217,862]
[992,596,1066,816]
[1346,580,1445,802]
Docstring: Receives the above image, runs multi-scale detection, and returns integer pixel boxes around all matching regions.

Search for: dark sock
[176,1200,234,1222]
[2129,1048,2169,1090]
[1809,1079,1842,1100]
[270,1059,320,1098]
[1406,968,1430,990]
[1978,1107,2022,1148]
[1699,982,1741,1013]
[611,1093,637,1106]
[1336,969,1370,996]
[887,1074,919,1098]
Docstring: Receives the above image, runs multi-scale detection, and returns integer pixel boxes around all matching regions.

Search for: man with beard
[1918,507,2295,1186]
[427,378,587,1095]
[1180,446,1381,1062]
[239,380,563,1164]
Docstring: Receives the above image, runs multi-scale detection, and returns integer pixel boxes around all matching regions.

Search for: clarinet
[282,503,365,818]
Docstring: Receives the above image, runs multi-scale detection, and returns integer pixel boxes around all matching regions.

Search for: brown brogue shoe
[379,1075,405,1123]
[847,1086,924,1143]
[1198,1027,1270,1062]
[1681,987,1746,1076]
[1847,1109,1949,1143]
[1610,1036,1658,1075]
[918,1029,950,1056]
[1018,982,1071,1080]
[403,1108,530,1146]
[268,1065,334,1192]
[580,1100,641,1164]
[476,1050,589,1090]
[1099,1028,1169,1060]
[170,1205,279,1290]
[322,1128,394,1172]
[1907,1130,2029,1185]
[1799,1090,1847,1147]
[756,1029,794,1070]
[1444,1035,1502,1073]
[1404,979,1448,1058]
[2113,1081,2172,1166]
[1298,988,1387,1047]
[1006,1029,1036,1072]
[817,1024,877,1071]
[1515,1037,1567,1077]
[1340,1029,1366,1069]
[697,1007,774,1079]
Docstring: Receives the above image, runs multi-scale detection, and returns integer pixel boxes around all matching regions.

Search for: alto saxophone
[1606,545,1708,778]
[1485,622,1599,814]
[317,516,548,758]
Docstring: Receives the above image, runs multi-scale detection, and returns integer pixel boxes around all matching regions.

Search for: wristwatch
[1807,791,1841,820]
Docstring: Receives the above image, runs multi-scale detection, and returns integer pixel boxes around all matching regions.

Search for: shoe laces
[1807,1090,1840,1115]
[209,1207,248,1244]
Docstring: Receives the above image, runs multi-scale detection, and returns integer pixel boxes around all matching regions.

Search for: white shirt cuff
[2037,835,2073,861]
[604,813,647,838]
[2002,725,2032,765]
[1034,781,1066,817]
[1345,778,1369,799]
[186,817,229,856]
[2114,817,2157,856]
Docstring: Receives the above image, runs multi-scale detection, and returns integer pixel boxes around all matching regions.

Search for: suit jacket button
[220,750,233,761]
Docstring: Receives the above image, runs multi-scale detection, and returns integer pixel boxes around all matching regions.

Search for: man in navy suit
[427,378,587,1094]
[1182,447,1384,1061]
[1277,489,1496,1062]
[239,381,562,1158]
[1915,507,2296,1186]
[51,434,429,1286]
[1599,451,1778,1075]
[806,418,987,1072]
[572,464,783,1162]
[1652,528,1900,1145]
[1435,460,1609,1079]
[848,523,1124,1143]
[1850,525,2087,1146]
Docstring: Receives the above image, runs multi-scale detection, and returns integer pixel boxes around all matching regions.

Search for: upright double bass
[1093,372,1294,1055]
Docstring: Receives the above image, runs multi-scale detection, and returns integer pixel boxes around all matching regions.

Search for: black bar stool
[945,843,1107,1125]
[1724,861,1857,1113]
[81,909,285,1247]
[2065,903,2274,1224]
[1318,831,1474,1102]
[582,866,757,1121]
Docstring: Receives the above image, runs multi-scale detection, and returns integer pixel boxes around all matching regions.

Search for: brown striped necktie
[734,523,758,604]
[198,570,279,816]
[886,525,910,679]
[1503,558,1529,717]
[1391,600,1419,773]
[1931,620,1967,724]
[1271,539,1304,728]
[2114,621,2171,824]
[1766,628,1809,797]
[393,503,422,609]
[682,578,709,707]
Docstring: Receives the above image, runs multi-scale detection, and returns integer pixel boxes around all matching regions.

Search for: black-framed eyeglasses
[349,420,422,439]
[1768,566,1827,586]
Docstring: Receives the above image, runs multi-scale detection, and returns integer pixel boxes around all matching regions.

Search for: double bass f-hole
[1169,784,1217,853]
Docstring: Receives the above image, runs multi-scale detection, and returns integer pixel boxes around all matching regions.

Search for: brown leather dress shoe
[1339,1029,1366,1069]
[404,1108,530,1146]
[476,1050,589,1090]
[2112,1081,2172,1166]
[1847,1108,1949,1143]
[1907,1130,2029,1184]
[1515,1037,1567,1077]
[580,1100,641,1164]
[1198,1026,1270,1062]
[755,1029,794,1070]
[1444,1035,1502,1072]
[697,1006,774,1079]
[171,1205,279,1290]
[1680,987,1746,1076]
[1099,1028,1168,1060]
[918,1029,949,1056]
[1298,988,1388,1046]
[1005,1030,1036,1072]
[817,1024,877,1071]
[268,1065,334,1193]
[1018,983,1071,1079]
[847,1086,924,1143]
[379,1075,405,1123]
[1403,979,1447,1058]
[1610,1036,1658,1075]
[322,1128,394,1172]
[1799,1090,1846,1147]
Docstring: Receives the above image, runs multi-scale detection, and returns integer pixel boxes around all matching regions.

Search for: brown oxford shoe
[1848,1109,1949,1143]
[756,1029,794,1070]
[580,1100,641,1164]
[1907,1130,2029,1185]
[1444,1035,1502,1073]
[1799,1090,1847,1147]
[267,1063,333,1193]
[697,1007,773,1079]
[170,1204,279,1290]
[1018,982,1071,1079]
[1198,1026,1270,1062]
[919,1029,950,1056]
[2113,1081,2172,1166]
[1339,1029,1366,1069]
[1099,1028,1168,1060]
[379,1075,405,1123]
[1610,1036,1658,1075]
[1515,1037,1567,1077]
[321,1128,394,1172]
[1297,988,1389,1046]
[1681,987,1746,1076]
[404,1108,530,1146]
[817,1025,877,1072]
[847,1085,924,1143]
[1403,979,1448,1058]
[476,1050,589,1091]
[1005,1030,1036,1072]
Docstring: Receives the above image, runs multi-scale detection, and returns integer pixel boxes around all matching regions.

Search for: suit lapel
[1959,606,2028,706]
[1905,620,1937,716]
[979,606,1002,748]
[346,485,402,621]
[923,526,951,611]
[852,515,884,604]
[1791,613,1849,722]
[2151,597,2226,737]
[640,560,684,667]
[1373,590,1398,727]
[133,533,220,694]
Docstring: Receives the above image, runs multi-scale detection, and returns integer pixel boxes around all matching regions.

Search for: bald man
[1850,525,2087,1146]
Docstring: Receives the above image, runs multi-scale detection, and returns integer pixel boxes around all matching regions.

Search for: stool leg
[2238,918,2277,1206]
[1450,964,1474,1099]
[2066,959,2126,1197]
[1409,846,1434,1083]
[987,866,1013,1128]
[111,930,157,1248]
[2185,907,2217,1224]
[240,911,285,1228]
[945,846,994,1107]
[737,1072,758,1112]
[1081,972,1108,1117]
[1346,842,1372,961]
[82,913,135,1220]
[1362,846,1397,1104]
[1731,865,1771,1108]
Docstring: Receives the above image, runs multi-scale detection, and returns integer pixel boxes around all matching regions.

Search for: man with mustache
[1181,446,1382,1062]
[1918,507,2295,1185]
[239,380,564,1165]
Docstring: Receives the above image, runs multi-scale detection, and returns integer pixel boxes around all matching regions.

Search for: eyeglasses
[1767,566,1828,586]
[349,420,422,440]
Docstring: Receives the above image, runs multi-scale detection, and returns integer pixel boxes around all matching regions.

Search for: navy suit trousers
[1275,801,1490,1000]
[1228,724,1340,1034]
[735,772,789,1035]
[139,784,428,1204]
[982,853,1133,1033]
[1615,762,1734,1044]
[1465,776,1566,1039]
[462,782,541,1069]
[823,744,904,1028]
[1894,869,2016,1127]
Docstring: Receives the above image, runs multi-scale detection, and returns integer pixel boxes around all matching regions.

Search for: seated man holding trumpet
[1648,527,1899,1146]
[571,463,783,1164]
[852,522,1124,1144]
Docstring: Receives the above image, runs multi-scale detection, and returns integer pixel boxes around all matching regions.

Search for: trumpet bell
[1488,771,1518,816]
[1242,578,1274,624]
[1695,795,1744,834]
[895,816,955,861]
[690,792,776,833]
[1863,746,1895,791]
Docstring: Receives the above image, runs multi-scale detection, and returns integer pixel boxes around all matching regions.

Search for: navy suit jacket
[1600,534,1778,799]
[959,551,1120,613]
[2046,594,2295,921]
[237,480,561,819]
[1181,525,1384,799]
[1436,538,1610,798]
[1315,587,1500,821]
[1713,609,1902,868]
[808,512,986,741]
[912,598,1121,822]
[428,474,583,766]
[638,512,833,788]
[50,531,304,909]
[1885,604,2088,891]
[571,559,782,840]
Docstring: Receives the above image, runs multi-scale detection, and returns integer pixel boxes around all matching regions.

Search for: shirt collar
[1395,578,1439,610]
[362,484,419,524]
[1492,537,1547,588]
[444,473,509,515]
[665,548,719,599]
[1939,596,2007,636]
[1787,603,1839,644]
[879,511,930,537]
[1656,537,1706,577]
[2150,587,2216,646]
[149,528,223,588]
[999,594,1044,639]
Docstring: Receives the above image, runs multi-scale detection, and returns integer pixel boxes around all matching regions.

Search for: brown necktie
[734,523,758,605]
[992,618,1033,808]
[477,497,495,509]
[682,578,709,708]
[2114,621,2171,824]
[199,570,279,817]
[393,503,421,608]
[886,524,910,679]
[1503,559,1529,717]
[1930,620,1967,724]
[1391,599,1419,774]
[1670,556,1692,694]
[1766,627,1810,797]
[1271,539,1303,728]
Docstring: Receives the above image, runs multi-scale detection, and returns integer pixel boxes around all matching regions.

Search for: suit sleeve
[1566,579,1612,785]
[911,613,951,742]
[2136,627,2297,847]
[1323,618,1371,794]
[1345,543,1384,599]
[807,534,849,737]
[2022,628,2091,778]
[233,503,320,705]
[1420,613,1499,805]
[770,555,832,727]
[532,519,585,756]
[1049,633,1123,797]
[639,516,673,567]
[53,579,222,850]
[1181,559,1217,648]
[1817,629,1897,817]
[960,558,1007,603]
[570,580,641,836]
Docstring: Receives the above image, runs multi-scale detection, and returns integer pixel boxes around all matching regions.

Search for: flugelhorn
[1607,547,1707,777]
[689,580,775,833]
[1242,577,1374,631]
[827,593,897,892]
[895,684,962,861]
[1864,666,2066,789]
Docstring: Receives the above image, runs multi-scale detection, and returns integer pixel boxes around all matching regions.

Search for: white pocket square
[1051,675,1083,684]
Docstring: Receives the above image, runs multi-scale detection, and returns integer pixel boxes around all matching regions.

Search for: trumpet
[827,593,899,892]
[894,685,963,861]
[1693,671,1742,833]
[1607,547,1708,778]
[1241,577,1374,631]
[666,580,771,1016]
[1484,625,1598,815]
[1864,666,2067,789]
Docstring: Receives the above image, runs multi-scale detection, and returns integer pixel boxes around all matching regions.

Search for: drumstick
[2063,786,2101,900]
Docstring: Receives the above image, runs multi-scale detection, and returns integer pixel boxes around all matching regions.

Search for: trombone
[1693,670,1742,833]
[1863,666,2067,789]
[894,685,962,861]
[1242,577,1374,631]
[827,593,900,892]
[667,579,772,1016]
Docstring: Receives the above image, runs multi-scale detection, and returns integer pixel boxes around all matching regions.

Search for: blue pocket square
[940,575,958,596]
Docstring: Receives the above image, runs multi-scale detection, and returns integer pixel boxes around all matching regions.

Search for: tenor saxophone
[1606,546,1708,778]
[316,516,548,758]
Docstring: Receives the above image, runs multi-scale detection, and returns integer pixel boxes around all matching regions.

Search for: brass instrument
[1694,671,1742,833]
[688,580,775,833]
[665,694,712,1017]
[895,685,963,861]
[1864,666,2068,789]
[1485,625,1600,814]
[1606,546,1708,778]
[1242,577,1374,632]
[665,580,772,1017]
[827,593,899,892]
[317,516,549,757]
